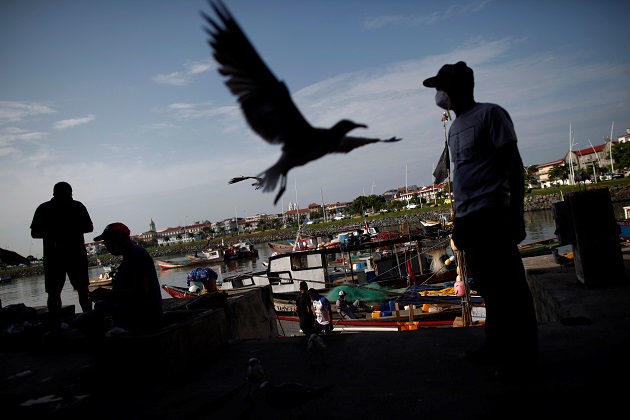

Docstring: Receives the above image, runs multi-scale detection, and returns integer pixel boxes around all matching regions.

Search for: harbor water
[1,205,626,311]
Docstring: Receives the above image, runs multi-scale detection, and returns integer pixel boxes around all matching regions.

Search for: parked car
[612,173,625,179]
[404,203,418,209]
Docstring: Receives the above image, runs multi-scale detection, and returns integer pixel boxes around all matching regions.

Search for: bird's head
[333,119,367,136]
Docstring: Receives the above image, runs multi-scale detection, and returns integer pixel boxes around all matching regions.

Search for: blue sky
[1,0,629,258]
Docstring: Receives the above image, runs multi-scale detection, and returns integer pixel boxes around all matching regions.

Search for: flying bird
[202,0,401,205]
[229,176,263,190]
[551,248,574,273]
[256,380,334,416]
[306,333,327,368]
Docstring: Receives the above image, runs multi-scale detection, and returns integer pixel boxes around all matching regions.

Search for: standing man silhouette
[423,62,538,381]
[31,181,93,332]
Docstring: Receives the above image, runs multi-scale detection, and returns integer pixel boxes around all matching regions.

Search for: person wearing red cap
[423,62,538,381]
[30,181,94,333]
[75,222,163,335]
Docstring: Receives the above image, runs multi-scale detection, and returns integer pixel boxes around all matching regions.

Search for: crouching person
[74,223,163,336]
[187,267,219,294]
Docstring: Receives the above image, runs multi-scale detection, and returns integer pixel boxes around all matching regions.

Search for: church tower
[149,218,156,233]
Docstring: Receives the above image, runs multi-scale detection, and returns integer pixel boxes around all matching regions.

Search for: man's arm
[499,141,526,243]
[30,207,43,238]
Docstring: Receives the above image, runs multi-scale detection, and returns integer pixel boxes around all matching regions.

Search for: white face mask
[435,90,451,110]
[435,91,452,121]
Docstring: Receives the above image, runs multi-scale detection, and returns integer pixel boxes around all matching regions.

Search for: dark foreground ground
[2,245,629,419]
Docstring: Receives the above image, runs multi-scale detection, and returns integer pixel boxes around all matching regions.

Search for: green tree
[350,194,386,215]
[548,164,569,186]
[525,166,538,190]
[612,142,630,172]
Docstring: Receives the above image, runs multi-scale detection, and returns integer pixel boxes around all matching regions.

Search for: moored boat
[155,255,221,270]
[88,266,115,290]
[223,241,259,260]
[518,237,561,258]
[199,248,226,262]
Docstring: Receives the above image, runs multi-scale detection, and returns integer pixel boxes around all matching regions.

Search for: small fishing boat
[155,254,223,270]
[88,266,115,290]
[223,241,259,260]
[162,284,201,299]
[518,237,561,258]
[199,248,226,262]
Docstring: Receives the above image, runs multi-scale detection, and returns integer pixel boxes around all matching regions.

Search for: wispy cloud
[141,122,178,131]
[0,127,48,143]
[159,102,236,121]
[0,101,56,125]
[362,0,490,29]
[153,59,214,86]
[52,115,96,130]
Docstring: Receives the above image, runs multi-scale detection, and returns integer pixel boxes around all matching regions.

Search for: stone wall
[524,184,630,212]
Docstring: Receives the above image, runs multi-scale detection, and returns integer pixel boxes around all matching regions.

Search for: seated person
[74,223,163,336]
[187,267,219,293]
[335,290,371,319]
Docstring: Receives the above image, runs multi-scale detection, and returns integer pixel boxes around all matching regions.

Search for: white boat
[89,266,115,290]
[200,248,225,261]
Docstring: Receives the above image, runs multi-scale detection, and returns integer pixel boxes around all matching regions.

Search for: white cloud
[52,115,96,130]
[0,101,55,124]
[153,59,214,86]
[153,71,191,86]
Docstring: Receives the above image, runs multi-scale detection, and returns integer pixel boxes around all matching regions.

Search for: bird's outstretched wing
[202,0,311,145]
[334,136,402,154]
[228,176,263,189]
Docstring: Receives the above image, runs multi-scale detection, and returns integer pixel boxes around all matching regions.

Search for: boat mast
[610,121,615,173]
[320,188,326,222]
[569,124,576,185]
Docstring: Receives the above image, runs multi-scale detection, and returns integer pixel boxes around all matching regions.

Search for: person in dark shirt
[75,222,163,335]
[423,62,538,381]
[30,181,93,331]
[295,281,315,337]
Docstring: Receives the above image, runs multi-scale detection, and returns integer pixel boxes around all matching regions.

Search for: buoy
[454,280,466,297]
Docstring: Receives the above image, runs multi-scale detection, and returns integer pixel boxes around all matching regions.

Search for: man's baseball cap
[94,222,130,241]
[338,290,346,297]
[423,61,473,88]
